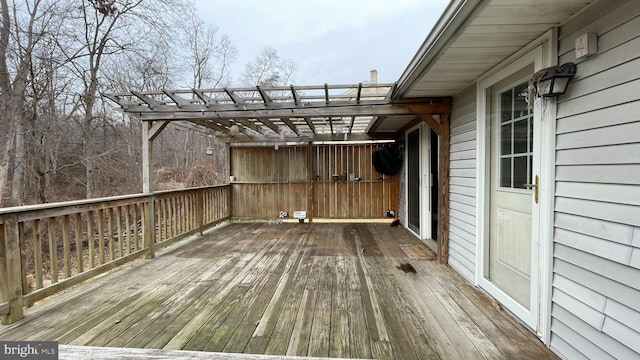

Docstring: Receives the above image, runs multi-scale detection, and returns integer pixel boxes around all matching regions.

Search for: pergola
[106,83,453,262]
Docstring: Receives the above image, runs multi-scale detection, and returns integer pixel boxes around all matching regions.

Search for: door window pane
[513,120,528,154]
[513,156,528,189]
[501,124,512,155]
[499,81,533,190]
[500,158,511,188]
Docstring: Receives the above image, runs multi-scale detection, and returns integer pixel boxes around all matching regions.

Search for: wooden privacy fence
[0,185,230,324]
[230,143,399,219]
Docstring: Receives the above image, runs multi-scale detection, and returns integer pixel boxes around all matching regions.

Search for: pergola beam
[259,118,280,135]
[163,91,191,107]
[257,86,272,104]
[222,132,396,144]
[124,102,449,121]
[191,119,233,135]
[231,118,264,135]
[132,91,161,109]
[224,88,244,106]
[193,89,215,106]
[281,117,300,136]
[290,85,300,105]
[303,117,316,135]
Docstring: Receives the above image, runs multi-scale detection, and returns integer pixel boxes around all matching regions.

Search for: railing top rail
[0,185,229,217]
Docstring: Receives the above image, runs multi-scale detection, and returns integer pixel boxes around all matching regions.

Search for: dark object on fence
[372,147,402,175]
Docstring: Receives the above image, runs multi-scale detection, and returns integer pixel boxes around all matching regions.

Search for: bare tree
[240,46,295,87]
[55,0,189,199]
[0,0,60,206]
[179,11,236,89]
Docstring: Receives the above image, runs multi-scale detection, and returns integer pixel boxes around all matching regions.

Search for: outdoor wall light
[534,62,577,97]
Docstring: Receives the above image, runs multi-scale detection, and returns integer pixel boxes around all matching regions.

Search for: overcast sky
[193,0,450,86]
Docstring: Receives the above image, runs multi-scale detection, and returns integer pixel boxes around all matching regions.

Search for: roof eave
[393,0,484,99]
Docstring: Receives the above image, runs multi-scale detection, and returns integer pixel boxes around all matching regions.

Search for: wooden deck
[0,222,557,360]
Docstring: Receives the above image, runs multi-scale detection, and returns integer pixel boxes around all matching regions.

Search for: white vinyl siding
[447,84,477,282]
[550,0,640,359]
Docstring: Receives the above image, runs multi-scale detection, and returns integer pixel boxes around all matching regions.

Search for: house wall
[447,84,477,282]
[398,85,477,279]
[549,0,640,358]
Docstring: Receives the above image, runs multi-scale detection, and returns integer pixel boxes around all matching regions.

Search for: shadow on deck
[0,222,557,360]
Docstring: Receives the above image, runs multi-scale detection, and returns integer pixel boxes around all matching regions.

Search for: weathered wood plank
[57,344,360,360]
[167,231,284,350]
[221,252,294,352]
[0,222,560,360]
[246,232,309,354]
[308,244,333,357]
[262,239,314,355]
[347,225,393,359]
[330,254,350,358]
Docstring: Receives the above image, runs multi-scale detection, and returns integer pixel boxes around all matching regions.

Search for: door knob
[523,175,539,204]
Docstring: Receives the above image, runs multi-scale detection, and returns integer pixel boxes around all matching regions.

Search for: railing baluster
[47,218,57,284]
[33,220,43,290]
[18,222,27,297]
[107,208,114,261]
[74,213,83,274]
[87,211,95,269]
[62,215,71,278]
[170,197,176,238]
[116,206,123,258]
[124,205,131,255]
[133,204,140,251]
[97,209,105,264]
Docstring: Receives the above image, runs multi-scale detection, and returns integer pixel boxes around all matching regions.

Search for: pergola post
[142,122,153,194]
[307,142,314,223]
[141,120,169,259]
[226,142,233,218]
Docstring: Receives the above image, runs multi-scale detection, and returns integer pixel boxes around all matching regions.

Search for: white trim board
[474,29,556,343]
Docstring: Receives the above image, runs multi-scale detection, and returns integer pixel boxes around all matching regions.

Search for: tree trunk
[84,130,95,199]
[10,114,25,205]
[0,123,15,206]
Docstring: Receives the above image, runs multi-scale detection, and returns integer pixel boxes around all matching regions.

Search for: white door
[405,124,431,240]
[479,47,544,330]
[489,65,537,309]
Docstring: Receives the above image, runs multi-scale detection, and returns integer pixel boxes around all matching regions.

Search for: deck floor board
[0,222,559,360]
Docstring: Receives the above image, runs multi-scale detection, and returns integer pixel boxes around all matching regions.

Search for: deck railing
[0,185,230,324]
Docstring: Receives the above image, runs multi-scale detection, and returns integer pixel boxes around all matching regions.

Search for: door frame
[405,123,432,241]
[475,30,556,341]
